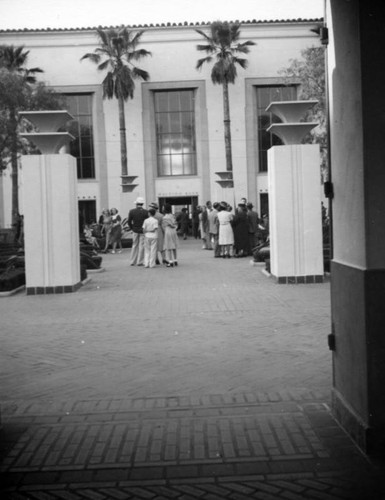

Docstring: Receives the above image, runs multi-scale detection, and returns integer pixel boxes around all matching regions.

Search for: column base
[331,389,385,455]
[332,389,369,452]
[331,261,385,456]
[271,274,324,284]
[26,281,82,295]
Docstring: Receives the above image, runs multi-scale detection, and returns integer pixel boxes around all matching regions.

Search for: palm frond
[242,40,256,47]
[196,56,212,70]
[115,65,135,99]
[196,43,215,54]
[225,64,237,84]
[96,27,111,47]
[233,57,248,69]
[0,45,29,70]
[118,26,130,44]
[195,29,212,43]
[24,75,38,84]
[80,52,101,63]
[211,62,225,84]
[129,48,152,61]
[234,41,255,54]
[130,30,145,48]
[230,24,241,42]
[97,59,110,71]
[102,72,114,99]
[132,66,150,81]
[213,22,230,42]
[26,67,43,74]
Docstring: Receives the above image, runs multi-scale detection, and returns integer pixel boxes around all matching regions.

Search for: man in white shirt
[142,208,159,268]
[208,202,220,257]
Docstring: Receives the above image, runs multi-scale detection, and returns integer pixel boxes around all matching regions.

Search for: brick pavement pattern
[1,240,384,499]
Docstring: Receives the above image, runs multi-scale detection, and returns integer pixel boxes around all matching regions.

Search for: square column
[268,144,323,283]
[327,0,385,454]
[22,154,81,294]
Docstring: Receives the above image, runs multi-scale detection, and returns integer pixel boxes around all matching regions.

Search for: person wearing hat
[142,207,159,268]
[127,197,148,266]
[149,202,165,264]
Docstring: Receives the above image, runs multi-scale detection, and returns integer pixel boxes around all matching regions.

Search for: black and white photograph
[1,0,385,498]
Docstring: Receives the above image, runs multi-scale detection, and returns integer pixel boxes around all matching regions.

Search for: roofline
[0,18,324,34]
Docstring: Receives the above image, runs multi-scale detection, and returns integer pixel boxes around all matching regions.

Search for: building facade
[0,19,322,227]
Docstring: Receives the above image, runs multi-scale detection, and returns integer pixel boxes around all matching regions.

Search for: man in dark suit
[247,202,259,255]
[128,197,148,266]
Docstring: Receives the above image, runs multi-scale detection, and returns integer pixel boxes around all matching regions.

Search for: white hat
[135,197,145,205]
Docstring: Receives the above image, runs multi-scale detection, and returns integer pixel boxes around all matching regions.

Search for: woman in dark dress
[109,208,122,253]
[232,204,249,257]
[100,208,113,253]
[162,203,179,267]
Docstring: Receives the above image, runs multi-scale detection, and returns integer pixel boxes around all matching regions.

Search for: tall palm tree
[196,22,255,172]
[81,26,151,183]
[0,45,43,227]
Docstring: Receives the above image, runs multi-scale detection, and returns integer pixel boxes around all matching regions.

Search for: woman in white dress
[217,202,234,258]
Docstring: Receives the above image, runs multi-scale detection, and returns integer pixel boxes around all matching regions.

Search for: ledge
[122,184,139,192]
[267,123,318,145]
[20,132,75,154]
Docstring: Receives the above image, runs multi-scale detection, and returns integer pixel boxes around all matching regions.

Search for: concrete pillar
[22,154,81,294]
[268,144,323,283]
[328,0,385,454]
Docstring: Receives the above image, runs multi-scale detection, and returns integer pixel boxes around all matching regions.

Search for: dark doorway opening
[78,200,97,232]
[158,196,198,238]
[259,193,269,218]
[158,196,198,212]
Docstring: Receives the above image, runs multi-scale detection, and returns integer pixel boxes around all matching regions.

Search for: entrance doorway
[78,200,97,233]
[158,196,198,238]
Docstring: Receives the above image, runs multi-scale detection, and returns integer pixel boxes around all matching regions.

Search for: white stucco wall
[0,21,321,225]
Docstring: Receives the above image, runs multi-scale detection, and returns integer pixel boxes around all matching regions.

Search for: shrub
[0,268,25,291]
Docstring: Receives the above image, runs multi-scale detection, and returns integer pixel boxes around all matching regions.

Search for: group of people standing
[83,207,123,253]
[84,197,267,267]
[197,199,265,259]
[127,197,178,268]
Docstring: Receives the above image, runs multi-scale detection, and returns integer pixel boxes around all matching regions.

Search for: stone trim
[272,274,324,284]
[26,281,82,295]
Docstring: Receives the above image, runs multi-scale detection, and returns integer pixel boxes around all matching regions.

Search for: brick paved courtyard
[1,240,384,499]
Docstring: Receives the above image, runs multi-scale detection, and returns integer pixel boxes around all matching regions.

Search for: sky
[0,0,323,30]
